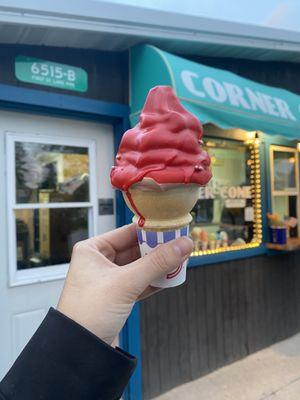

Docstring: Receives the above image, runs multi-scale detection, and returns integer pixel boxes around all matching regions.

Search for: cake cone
[123,178,200,231]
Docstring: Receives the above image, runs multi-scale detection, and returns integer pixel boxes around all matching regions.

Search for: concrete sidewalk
[154,333,300,400]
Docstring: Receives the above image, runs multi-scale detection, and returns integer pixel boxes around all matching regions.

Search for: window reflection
[15,142,89,203]
[16,208,89,269]
[273,151,296,191]
[190,138,255,251]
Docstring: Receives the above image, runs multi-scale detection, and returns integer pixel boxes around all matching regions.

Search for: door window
[15,142,90,204]
[270,145,299,236]
[7,133,97,285]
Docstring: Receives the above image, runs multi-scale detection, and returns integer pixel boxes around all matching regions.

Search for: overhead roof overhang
[130,45,300,139]
[0,0,300,62]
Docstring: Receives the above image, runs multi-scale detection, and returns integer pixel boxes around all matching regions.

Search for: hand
[57,224,193,345]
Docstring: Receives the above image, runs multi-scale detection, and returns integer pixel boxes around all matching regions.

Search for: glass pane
[273,150,296,191]
[15,142,89,203]
[190,138,255,250]
[273,195,298,237]
[15,208,89,269]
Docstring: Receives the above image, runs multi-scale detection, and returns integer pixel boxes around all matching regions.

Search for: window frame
[270,145,298,196]
[6,132,98,287]
[190,132,263,257]
[269,144,300,236]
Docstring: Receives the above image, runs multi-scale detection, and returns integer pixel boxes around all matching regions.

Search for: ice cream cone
[110,85,212,289]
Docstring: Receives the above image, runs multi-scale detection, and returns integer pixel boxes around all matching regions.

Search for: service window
[190,136,262,255]
[6,133,97,285]
[270,145,299,237]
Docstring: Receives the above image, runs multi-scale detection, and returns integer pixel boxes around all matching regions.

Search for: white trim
[271,145,299,153]
[270,145,298,194]
[9,264,69,287]
[7,131,92,147]
[6,132,98,286]
[13,202,93,209]
[272,191,298,197]
[88,139,98,237]
[7,133,17,287]
[270,144,300,236]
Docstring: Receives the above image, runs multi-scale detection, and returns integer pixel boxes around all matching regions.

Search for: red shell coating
[110,86,212,191]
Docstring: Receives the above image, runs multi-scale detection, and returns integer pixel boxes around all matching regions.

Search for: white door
[0,110,115,378]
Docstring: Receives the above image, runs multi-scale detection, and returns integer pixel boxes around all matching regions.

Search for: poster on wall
[15,56,88,93]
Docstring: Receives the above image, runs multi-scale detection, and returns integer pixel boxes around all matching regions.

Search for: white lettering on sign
[181,69,297,121]
[203,77,227,103]
[238,186,251,198]
[223,82,251,110]
[180,71,205,98]
[199,185,251,200]
[261,94,279,117]
[274,98,296,120]
[244,88,267,113]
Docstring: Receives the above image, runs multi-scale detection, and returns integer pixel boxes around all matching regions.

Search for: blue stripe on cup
[180,226,188,236]
[136,226,189,247]
[163,230,176,243]
[145,231,158,248]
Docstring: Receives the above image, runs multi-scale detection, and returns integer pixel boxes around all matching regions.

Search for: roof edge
[0,0,300,54]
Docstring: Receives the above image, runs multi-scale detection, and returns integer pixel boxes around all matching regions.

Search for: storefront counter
[267,237,300,251]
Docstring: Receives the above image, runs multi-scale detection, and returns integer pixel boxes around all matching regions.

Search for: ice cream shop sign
[130,45,300,138]
[199,185,252,200]
[181,71,297,122]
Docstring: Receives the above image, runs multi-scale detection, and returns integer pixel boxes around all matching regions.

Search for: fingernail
[173,237,194,258]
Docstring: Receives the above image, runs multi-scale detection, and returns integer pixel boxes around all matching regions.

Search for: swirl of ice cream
[110,85,211,191]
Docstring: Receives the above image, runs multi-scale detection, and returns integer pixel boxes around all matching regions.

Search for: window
[270,145,299,237]
[190,136,262,255]
[7,133,97,286]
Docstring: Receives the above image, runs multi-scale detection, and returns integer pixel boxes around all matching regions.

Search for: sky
[104,0,300,31]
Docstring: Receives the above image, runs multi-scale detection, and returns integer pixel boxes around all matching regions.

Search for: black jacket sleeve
[0,308,136,400]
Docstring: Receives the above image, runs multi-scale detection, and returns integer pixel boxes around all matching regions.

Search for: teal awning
[130,45,300,139]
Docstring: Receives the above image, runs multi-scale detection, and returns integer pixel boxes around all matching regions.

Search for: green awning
[130,45,300,139]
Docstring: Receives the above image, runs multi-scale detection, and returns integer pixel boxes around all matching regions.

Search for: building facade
[1,2,300,399]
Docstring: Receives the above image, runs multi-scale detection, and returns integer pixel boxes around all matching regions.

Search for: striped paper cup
[136,225,189,288]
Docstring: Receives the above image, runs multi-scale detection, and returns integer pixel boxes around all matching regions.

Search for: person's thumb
[127,237,194,291]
